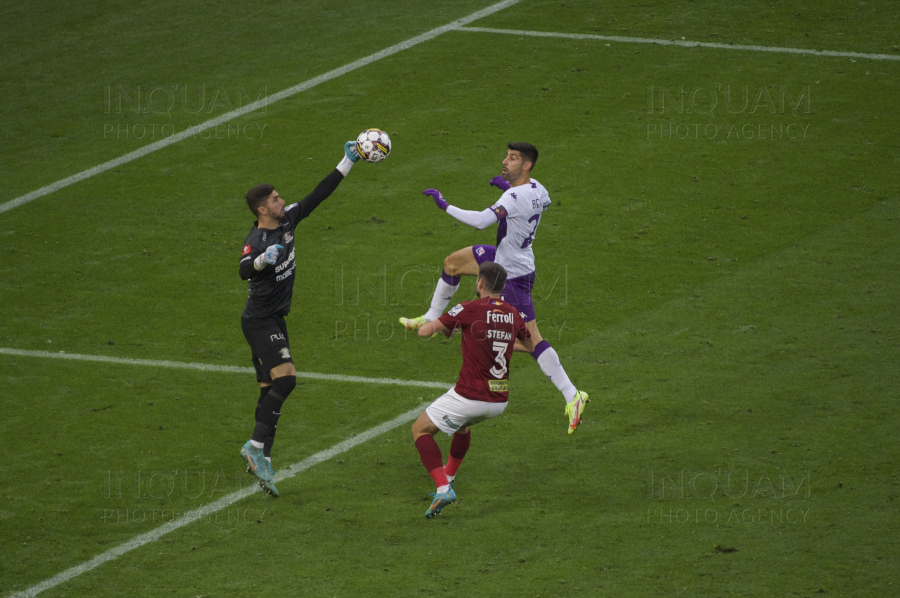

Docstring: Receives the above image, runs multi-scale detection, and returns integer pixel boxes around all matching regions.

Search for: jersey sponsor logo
[279,347,291,360]
[275,262,296,282]
[510,192,517,199]
[489,379,509,393]
[242,245,252,256]
[486,309,514,324]
[274,248,296,273]
[448,304,464,317]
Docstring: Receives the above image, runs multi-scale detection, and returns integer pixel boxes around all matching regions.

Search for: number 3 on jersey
[489,341,508,378]
[521,214,540,249]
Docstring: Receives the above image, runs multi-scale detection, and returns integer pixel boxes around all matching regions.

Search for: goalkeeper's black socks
[251,375,296,445]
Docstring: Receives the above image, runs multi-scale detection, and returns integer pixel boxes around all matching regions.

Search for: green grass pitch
[1,1,898,596]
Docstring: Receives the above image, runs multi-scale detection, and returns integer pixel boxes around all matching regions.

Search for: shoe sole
[259,480,279,498]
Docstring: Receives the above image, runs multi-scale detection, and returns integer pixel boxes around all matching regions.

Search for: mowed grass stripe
[0,0,521,216]
[8,406,423,598]
[460,26,900,61]
[0,348,450,389]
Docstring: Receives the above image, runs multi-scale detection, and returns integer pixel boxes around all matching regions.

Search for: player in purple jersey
[400,142,589,435]
[237,139,363,497]
[410,262,530,518]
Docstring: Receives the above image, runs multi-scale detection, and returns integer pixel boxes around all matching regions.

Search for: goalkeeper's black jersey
[239,169,344,320]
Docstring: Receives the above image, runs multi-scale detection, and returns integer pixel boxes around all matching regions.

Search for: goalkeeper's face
[262,190,287,221]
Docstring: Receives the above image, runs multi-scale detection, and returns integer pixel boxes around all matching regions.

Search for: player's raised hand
[489,176,511,191]
[343,141,361,163]
[253,244,284,271]
[423,188,449,211]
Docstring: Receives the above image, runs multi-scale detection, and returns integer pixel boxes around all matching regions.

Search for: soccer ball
[355,128,391,163]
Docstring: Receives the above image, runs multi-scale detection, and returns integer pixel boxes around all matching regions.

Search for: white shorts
[426,387,508,436]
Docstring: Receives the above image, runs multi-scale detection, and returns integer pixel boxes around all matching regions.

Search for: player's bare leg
[411,412,458,518]
[519,320,590,434]
[400,246,480,329]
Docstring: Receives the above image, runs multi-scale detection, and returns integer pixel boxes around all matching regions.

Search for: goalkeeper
[237,139,361,497]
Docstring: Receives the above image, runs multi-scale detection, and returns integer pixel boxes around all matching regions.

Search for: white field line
[460,26,900,61]
[0,348,450,389]
[8,406,423,598]
[0,0,521,216]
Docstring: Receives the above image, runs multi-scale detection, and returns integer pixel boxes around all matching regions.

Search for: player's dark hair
[246,183,275,216]
[479,262,507,294]
[507,142,538,170]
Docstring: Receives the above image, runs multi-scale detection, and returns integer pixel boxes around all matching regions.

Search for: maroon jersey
[438,296,531,403]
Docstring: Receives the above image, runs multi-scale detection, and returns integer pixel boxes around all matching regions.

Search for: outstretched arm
[290,141,361,223]
[422,188,500,230]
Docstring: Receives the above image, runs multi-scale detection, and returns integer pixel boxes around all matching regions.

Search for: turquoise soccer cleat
[259,477,279,498]
[241,440,273,483]
[424,488,457,518]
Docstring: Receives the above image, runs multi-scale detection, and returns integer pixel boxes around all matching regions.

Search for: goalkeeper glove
[489,176,511,191]
[423,188,449,211]
[344,141,360,163]
[253,244,283,271]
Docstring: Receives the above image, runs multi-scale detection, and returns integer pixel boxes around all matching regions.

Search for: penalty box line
[460,26,900,62]
[0,0,521,216]
[0,348,450,389]
[8,405,424,598]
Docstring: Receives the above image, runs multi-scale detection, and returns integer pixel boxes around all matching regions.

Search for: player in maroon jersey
[410,262,531,518]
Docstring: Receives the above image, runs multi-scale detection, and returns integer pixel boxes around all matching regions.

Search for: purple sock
[441,270,461,286]
[532,339,552,360]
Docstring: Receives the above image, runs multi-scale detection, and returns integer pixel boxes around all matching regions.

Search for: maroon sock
[445,431,471,477]
[415,435,448,488]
